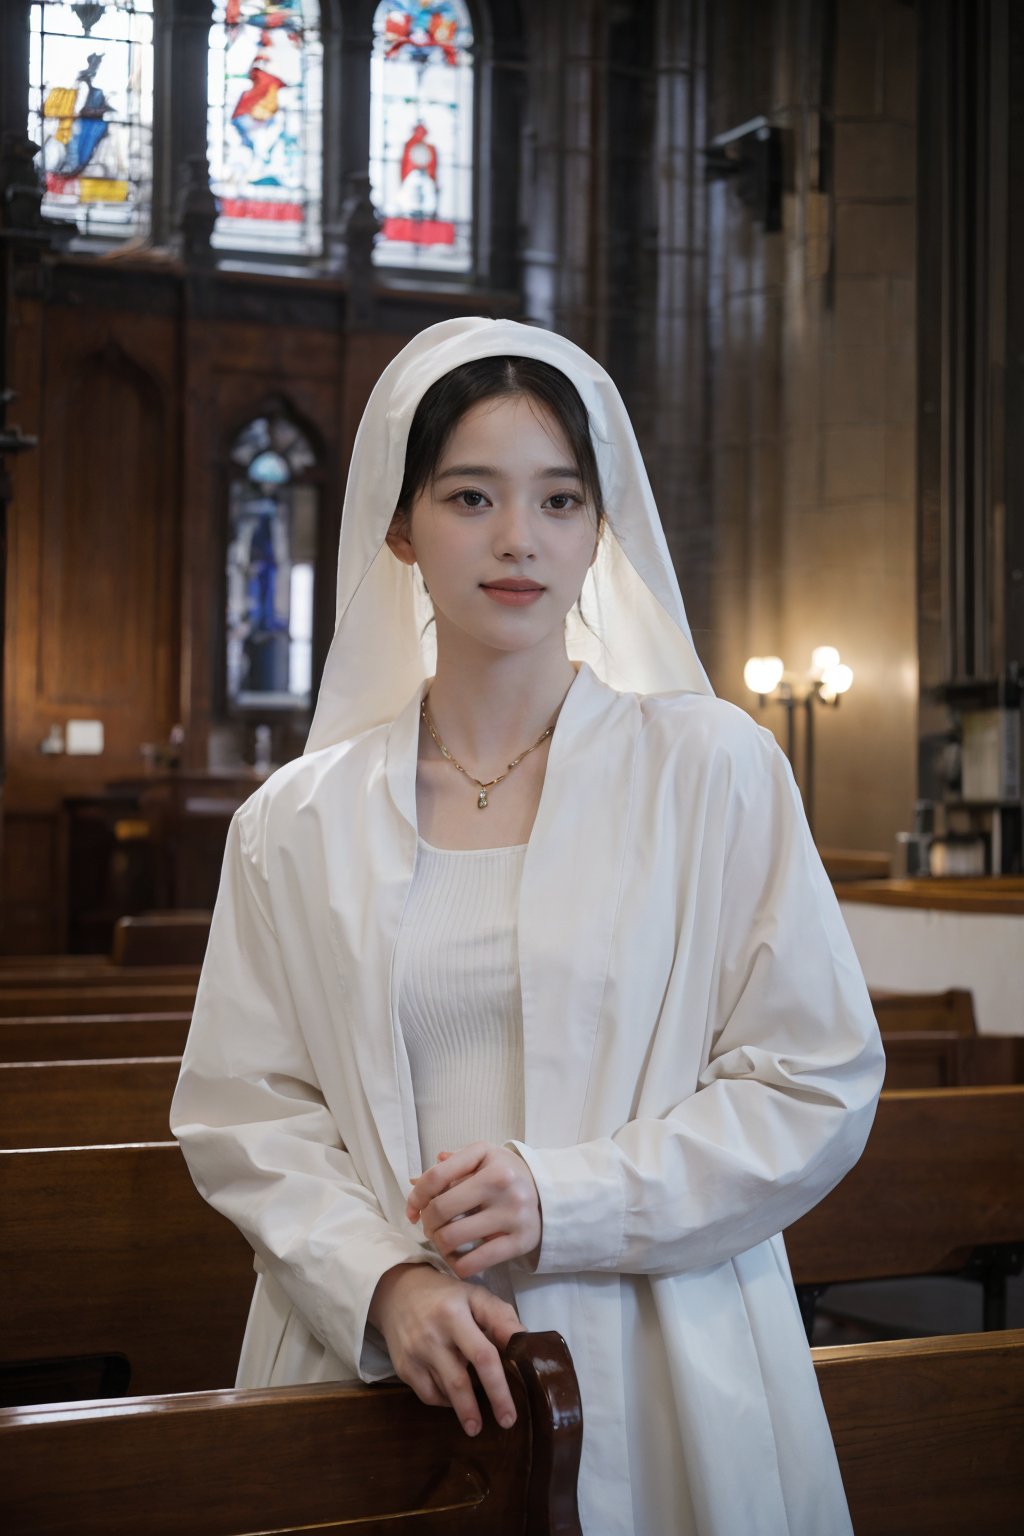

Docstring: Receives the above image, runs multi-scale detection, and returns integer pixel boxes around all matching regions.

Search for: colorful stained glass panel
[226,414,319,710]
[370,3,474,272]
[28,0,154,238]
[208,0,323,256]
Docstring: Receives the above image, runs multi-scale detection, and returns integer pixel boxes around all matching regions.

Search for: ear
[384,509,417,568]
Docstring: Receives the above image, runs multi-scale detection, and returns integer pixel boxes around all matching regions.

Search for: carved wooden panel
[5,298,179,804]
[40,341,170,709]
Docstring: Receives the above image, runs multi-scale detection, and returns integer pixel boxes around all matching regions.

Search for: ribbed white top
[397,837,527,1169]
[395,836,528,1302]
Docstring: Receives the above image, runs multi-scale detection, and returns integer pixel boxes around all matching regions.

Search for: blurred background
[0,0,1020,955]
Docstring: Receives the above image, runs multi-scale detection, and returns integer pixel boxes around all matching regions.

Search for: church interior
[0,1,1022,1532]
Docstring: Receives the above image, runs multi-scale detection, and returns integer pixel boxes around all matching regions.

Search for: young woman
[171,318,885,1536]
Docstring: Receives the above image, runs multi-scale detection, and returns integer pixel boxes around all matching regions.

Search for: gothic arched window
[369,2,475,273]
[28,0,155,239]
[207,0,324,256]
[225,409,321,713]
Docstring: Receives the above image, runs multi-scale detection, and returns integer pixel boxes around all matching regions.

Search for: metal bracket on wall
[702,116,783,234]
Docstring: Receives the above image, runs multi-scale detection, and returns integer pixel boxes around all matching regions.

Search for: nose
[493,497,536,562]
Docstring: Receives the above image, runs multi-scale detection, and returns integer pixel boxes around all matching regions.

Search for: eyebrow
[434,464,583,481]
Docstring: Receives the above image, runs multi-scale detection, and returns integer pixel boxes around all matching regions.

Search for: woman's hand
[406,1142,542,1278]
[367,1263,522,1436]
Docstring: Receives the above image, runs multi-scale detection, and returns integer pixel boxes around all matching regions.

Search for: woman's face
[386,393,599,661]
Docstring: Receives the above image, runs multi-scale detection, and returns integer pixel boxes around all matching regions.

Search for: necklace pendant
[477,789,489,810]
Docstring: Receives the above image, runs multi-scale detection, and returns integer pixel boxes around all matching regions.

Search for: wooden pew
[813,1329,1024,1536]
[0,963,200,990]
[0,1013,191,1063]
[0,953,110,972]
[881,1030,1024,1089]
[112,910,211,967]
[0,985,197,1018]
[871,986,977,1034]
[0,1333,583,1536]
[0,1058,180,1149]
[1,1333,1018,1536]
[0,1142,253,1403]
[787,1086,1024,1332]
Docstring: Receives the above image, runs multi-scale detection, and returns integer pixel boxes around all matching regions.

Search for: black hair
[394,355,605,530]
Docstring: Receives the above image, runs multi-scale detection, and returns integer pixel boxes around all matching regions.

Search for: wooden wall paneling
[4,286,44,809]
[39,331,173,719]
[178,276,217,774]
[6,288,180,801]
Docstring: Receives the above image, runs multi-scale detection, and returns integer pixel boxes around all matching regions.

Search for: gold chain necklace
[420,695,555,810]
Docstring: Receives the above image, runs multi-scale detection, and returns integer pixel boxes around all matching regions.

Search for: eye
[545,492,583,515]
[448,489,490,510]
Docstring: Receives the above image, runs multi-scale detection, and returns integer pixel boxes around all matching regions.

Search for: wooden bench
[881,1030,1024,1089]
[112,910,211,967]
[0,1331,583,1536]
[0,1013,192,1063]
[0,985,197,1018]
[0,963,200,990]
[0,1142,253,1404]
[0,1058,180,1149]
[871,986,977,1034]
[1,1331,1018,1535]
[813,1329,1024,1535]
[787,1086,1024,1332]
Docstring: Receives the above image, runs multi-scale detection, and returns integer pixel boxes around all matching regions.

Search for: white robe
[171,662,885,1536]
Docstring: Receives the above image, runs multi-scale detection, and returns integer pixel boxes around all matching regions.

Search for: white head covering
[306,317,713,752]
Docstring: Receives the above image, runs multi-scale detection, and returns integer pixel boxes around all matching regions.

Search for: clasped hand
[406,1141,542,1278]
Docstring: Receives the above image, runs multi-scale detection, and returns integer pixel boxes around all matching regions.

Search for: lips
[480,579,545,606]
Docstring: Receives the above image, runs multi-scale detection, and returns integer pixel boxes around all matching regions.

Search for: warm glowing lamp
[810,645,840,679]
[742,647,854,836]
[819,662,854,703]
[743,656,785,696]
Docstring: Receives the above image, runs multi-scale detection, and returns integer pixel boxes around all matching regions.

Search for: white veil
[306,318,713,752]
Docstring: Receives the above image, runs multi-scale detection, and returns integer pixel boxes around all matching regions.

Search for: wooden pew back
[0,964,200,990]
[786,1086,1024,1284]
[0,1333,583,1536]
[112,910,211,967]
[0,1143,253,1399]
[871,987,977,1034]
[0,1013,191,1063]
[0,985,197,1018]
[0,1058,180,1148]
[814,1329,1024,1535]
[882,1031,1024,1089]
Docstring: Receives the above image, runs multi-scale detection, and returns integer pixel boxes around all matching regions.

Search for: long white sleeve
[170,813,443,1381]
[510,729,885,1276]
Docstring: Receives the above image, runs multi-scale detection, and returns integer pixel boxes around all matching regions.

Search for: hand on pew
[368,1262,523,1438]
[0,1331,585,1536]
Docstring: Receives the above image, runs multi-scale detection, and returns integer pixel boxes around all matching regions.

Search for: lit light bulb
[810,645,840,679]
[820,662,853,700]
[743,656,785,695]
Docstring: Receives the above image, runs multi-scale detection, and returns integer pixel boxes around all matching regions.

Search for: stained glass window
[370,2,474,273]
[226,412,319,711]
[28,0,154,239]
[208,1,323,256]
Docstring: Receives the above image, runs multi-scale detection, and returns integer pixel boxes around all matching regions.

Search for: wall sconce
[743,647,854,837]
[702,116,783,233]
